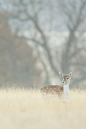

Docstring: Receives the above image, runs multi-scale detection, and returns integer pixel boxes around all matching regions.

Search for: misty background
[0,0,86,89]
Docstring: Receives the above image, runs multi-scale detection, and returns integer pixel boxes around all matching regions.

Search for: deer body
[40,72,72,100]
[41,85,63,96]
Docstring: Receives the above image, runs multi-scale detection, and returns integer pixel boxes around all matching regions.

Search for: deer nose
[62,81,65,84]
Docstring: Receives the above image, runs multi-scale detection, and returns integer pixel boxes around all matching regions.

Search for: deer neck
[63,84,70,96]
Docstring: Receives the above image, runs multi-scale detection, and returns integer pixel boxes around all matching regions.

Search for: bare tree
[57,0,86,87]
[0,11,42,87]
[0,0,86,88]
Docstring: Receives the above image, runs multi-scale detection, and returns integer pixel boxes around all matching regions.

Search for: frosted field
[0,88,86,129]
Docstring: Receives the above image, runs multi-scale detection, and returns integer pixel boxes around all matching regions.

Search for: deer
[40,72,72,100]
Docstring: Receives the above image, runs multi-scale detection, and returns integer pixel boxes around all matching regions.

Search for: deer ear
[59,72,63,77]
[69,72,72,77]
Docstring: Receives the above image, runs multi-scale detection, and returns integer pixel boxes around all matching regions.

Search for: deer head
[59,72,72,85]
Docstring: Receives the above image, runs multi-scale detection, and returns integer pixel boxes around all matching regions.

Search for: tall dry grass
[0,88,86,129]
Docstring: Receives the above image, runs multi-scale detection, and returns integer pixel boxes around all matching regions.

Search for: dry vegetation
[0,88,86,129]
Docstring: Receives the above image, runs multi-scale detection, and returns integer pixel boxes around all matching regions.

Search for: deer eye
[67,78,69,79]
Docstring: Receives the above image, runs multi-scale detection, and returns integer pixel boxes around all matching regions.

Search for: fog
[0,0,86,89]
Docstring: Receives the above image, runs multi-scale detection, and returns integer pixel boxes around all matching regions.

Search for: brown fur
[40,85,63,97]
